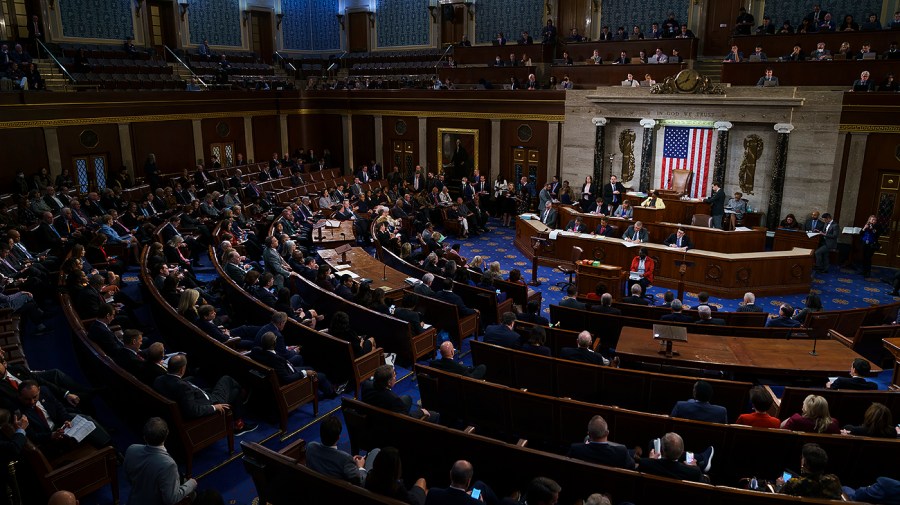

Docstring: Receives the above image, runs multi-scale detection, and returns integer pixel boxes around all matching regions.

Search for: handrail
[273,51,296,72]
[164,45,208,89]
[434,44,454,70]
[36,39,76,84]
[327,50,348,72]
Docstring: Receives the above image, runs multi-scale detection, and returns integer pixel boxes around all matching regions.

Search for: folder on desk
[653,324,688,342]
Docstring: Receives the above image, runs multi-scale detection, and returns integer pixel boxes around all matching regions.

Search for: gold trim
[0,110,281,130]
[839,124,900,133]
[437,128,479,176]
[354,109,565,121]
[658,119,717,127]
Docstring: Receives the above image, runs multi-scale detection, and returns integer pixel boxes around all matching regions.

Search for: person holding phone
[424,460,499,504]
[776,443,843,498]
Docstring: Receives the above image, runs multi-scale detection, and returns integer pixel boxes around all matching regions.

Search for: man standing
[703,182,725,229]
[814,213,838,273]
[124,417,197,505]
[602,175,624,208]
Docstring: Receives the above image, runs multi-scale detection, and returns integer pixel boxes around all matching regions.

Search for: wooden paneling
[131,120,194,175]
[558,38,698,62]
[438,66,533,86]
[201,117,246,164]
[286,114,344,168]
[252,115,280,164]
[733,30,900,64]
[721,60,898,86]
[705,0,745,56]
[348,12,369,53]
[57,124,122,178]
[382,116,419,179]
[350,114,375,171]
[550,62,686,88]
[3,128,48,187]
[500,120,548,185]
[451,44,548,65]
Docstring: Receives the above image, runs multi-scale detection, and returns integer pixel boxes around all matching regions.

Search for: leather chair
[555,246,583,288]
[658,169,692,198]
[690,213,712,227]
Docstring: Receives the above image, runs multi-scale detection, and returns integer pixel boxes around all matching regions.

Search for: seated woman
[735,386,782,428]
[519,326,551,356]
[84,235,124,275]
[779,213,802,230]
[559,181,574,205]
[329,311,376,358]
[792,293,823,323]
[274,287,320,328]
[517,300,548,325]
[468,255,485,274]
[613,200,633,219]
[177,288,201,321]
[781,394,840,434]
[641,190,666,209]
[841,402,899,438]
[486,261,503,281]
[365,447,426,505]
[725,191,748,229]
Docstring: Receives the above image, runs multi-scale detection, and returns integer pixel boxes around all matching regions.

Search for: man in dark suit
[559,331,609,366]
[663,228,693,249]
[639,432,709,483]
[620,284,650,306]
[249,332,338,398]
[661,299,693,323]
[17,379,112,453]
[593,217,616,237]
[703,182,726,229]
[558,285,586,309]
[414,274,437,297]
[254,312,303,366]
[814,213,838,273]
[306,415,372,485]
[483,312,520,348]
[590,293,622,314]
[434,279,476,316]
[765,304,802,328]
[826,358,878,390]
[695,292,717,312]
[566,415,634,469]
[394,293,426,334]
[430,341,486,379]
[426,460,497,505]
[87,304,122,356]
[153,354,255,434]
[602,175,625,208]
[0,349,90,412]
[695,306,725,325]
[805,211,824,232]
[538,201,557,228]
[563,217,586,233]
[736,292,763,312]
[362,364,438,422]
[622,221,649,243]
[670,380,728,424]
[34,211,66,251]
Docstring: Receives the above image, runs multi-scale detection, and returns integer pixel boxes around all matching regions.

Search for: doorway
[210,143,235,167]
[391,140,416,179]
[147,0,177,59]
[440,4,465,46]
[72,154,109,193]
[872,172,900,268]
[702,0,744,57]
[348,12,369,52]
[250,10,274,64]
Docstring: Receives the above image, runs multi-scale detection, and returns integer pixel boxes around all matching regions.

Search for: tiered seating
[344,48,443,81]
[56,42,183,91]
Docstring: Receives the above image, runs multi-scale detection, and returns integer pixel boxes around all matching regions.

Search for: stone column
[712,121,733,186]
[342,113,353,175]
[547,121,560,182]
[418,118,428,172]
[43,127,63,177]
[118,123,135,173]
[279,113,289,160]
[191,119,204,165]
[243,116,255,163]
[592,117,607,184]
[638,119,657,193]
[374,114,384,167]
[766,123,794,230]
[491,119,501,178]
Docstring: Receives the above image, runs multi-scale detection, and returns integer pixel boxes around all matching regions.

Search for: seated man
[593,216,616,236]
[249,332,339,398]
[306,415,376,485]
[826,358,878,390]
[620,283,650,306]
[429,341,486,379]
[433,278,476,316]
[766,304,802,328]
[483,312,520,348]
[563,216,586,233]
[736,291,763,312]
[558,285,586,309]
[661,299,693,323]
[671,380,728,424]
[623,221,648,243]
[663,228,692,249]
[18,379,112,455]
[694,292,718,312]
[567,415,635,469]
[695,306,725,325]
[639,432,711,483]
[153,354,256,434]
[559,331,609,366]
[362,364,439,423]
[590,293,622,314]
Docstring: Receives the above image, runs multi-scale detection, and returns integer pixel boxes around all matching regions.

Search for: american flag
[659,126,714,198]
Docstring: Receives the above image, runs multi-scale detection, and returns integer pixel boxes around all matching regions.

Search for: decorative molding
[591,117,608,126]
[714,121,733,131]
[839,124,900,134]
[639,118,657,129]
[774,123,795,134]
[658,119,716,127]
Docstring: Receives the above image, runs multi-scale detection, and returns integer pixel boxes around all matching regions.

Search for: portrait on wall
[438,128,478,180]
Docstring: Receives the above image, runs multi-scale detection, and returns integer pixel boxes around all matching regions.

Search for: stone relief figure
[739,134,764,195]
[619,129,636,183]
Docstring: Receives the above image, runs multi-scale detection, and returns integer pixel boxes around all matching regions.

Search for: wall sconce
[178,0,189,21]
[367,12,375,27]
[427,5,436,22]
[277,13,285,30]
[336,13,344,30]
[242,10,250,26]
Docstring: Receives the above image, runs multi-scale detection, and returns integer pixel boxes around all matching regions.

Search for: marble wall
[560,87,844,224]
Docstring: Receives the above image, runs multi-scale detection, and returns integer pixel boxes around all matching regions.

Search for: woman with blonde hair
[487,261,503,280]
[177,288,201,320]
[781,395,840,434]
[469,255,485,274]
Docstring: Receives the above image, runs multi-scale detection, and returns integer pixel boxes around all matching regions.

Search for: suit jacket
[255,323,299,363]
[306,441,363,485]
[539,208,557,227]
[224,262,247,285]
[594,224,616,237]
[483,324,520,348]
[559,347,607,366]
[124,444,197,505]
[590,305,622,315]
[413,283,436,297]
[567,441,635,469]
[34,222,63,251]
[621,295,649,306]
[671,399,728,424]
[361,381,409,415]
[20,386,74,447]
[602,182,625,206]
[88,320,122,356]
[695,318,726,325]
[558,297,586,310]
[249,347,303,384]
[153,374,216,419]
[639,458,704,482]
[434,290,475,316]
[703,188,725,216]
[663,233,693,249]
[661,313,693,323]
[806,218,825,232]
[564,220,586,233]
[623,226,649,243]
[765,316,802,328]
[196,318,230,343]
[394,307,425,335]
[821,221,839,249]
[736,304,763,312]
[830,376,878,391]
[424,486,480,505]
[429,357,479,377]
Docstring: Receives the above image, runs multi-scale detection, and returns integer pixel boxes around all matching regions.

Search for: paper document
[549,230,560,240]
[520,213,539,220]
[342,271,359,279]
[629,271,641,280]
[622,241,640,248]
[422,323,432,330]
[404,277,421,286]
[734,226,752,231]
[842,227,861,235]
[333,264,352,271]
[806,232,820,238]
[325,220,341,227]
[64,415,96,443]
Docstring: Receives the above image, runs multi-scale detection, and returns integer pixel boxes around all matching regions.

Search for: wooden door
[209,142,235,167]
[147,0,177,59]
[440,4,465,46]
[391,140,416,179]
[72,154,109,193]
[510,148,541,187]
[557,0,591,40]
[703,0,744,57]
[348,12,369,52]
[872,172,900,268]
[250,10,274,64]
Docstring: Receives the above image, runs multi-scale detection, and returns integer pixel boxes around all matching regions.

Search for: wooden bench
[341,397,862,504]
[409,290,479,349]
[494,278,541,311]
[19,442,118,505]
[608,301,770,327]
[62,295,233,478]
[413,364,900,488]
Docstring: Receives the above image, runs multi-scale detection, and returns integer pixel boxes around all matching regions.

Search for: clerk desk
[515,218,813,297]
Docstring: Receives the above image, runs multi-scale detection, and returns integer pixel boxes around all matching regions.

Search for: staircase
[169,62,194,83]
[693,59,724,84]
[33,58,70,92]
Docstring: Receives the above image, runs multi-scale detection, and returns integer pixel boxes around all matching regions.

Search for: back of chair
[691,213,712,227]
[670,169,692,195]
[570,246,583,263]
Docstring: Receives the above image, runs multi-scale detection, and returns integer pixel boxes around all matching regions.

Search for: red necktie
[33,404,49,428]
[7,378,18,390]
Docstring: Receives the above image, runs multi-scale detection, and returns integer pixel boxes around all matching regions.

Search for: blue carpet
[23,217,899,504]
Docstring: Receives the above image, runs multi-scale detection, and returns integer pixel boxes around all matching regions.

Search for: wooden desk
[550,63,686,88]
[720,60,900,87]
[558,38,699,63]
[515,218,813,297]
[451,44,550,65]
[773,228,821,252]
[883,338,900,389]
[438,66,533,85]
[616,326,880,378]
[575,262,624,300]
[312,220,356,248]
[733,31,900,66]
[557,206,767,254]
[319,247,408,299]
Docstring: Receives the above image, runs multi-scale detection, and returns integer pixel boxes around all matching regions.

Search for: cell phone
[685,452,694,464]
[470,488,482,500]
[782,471,794,482]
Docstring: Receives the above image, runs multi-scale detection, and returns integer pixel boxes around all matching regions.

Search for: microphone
[382,262,388,281]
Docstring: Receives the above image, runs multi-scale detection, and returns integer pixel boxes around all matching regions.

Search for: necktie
[33,403,50,428]
[7,378,18,390]
[50,225,60,238]
[677,238,681,247]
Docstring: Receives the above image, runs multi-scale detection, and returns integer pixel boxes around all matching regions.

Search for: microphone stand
[382,262,388,281]
[809,332,818,356]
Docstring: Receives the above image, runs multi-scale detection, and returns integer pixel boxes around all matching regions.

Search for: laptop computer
[862,52,876,60]
[762,79,778,87]
[748,55,762,62]
[552,58,567,65]
[630,57,643,64]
